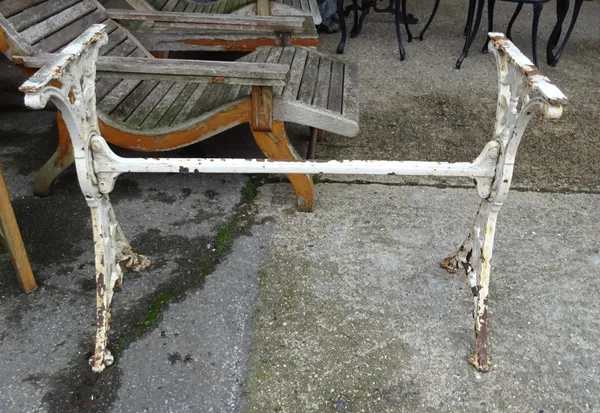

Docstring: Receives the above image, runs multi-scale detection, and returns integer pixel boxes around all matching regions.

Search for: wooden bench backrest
[0,0,152,60]
[130,0,262,15]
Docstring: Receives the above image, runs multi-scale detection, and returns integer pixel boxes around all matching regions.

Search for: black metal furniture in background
[547,0,584,66]
[458,0,585,68]
[336,0,410,59]
[480,0,551,67]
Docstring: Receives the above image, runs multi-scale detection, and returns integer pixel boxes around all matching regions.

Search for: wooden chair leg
[34,111,74,197]
[251,121,314,212]
[0,169,37,293]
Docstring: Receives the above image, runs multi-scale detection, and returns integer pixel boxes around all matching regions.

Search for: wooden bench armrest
[105,9,305,33]
[17,46,290,88]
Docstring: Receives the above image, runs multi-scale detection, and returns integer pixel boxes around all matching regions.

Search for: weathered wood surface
[251,85,273,131]
[126,0,322,24]
[106,9,304,32]
[20,54,290,86]
[0,168,37,293]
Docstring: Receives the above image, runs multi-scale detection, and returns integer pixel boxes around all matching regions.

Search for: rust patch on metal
[439,256,458,274]
[469,301,491,372]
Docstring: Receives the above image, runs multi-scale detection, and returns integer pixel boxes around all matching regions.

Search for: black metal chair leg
[531,2,543,66]
[506,2,523,40]
[350,0,361,37]
[418,0,441,41]
[356,0,370,36]
[547,0,583,66]
[482,0,496,53]
[464,0,476,36]
[403,0,413,42]
[336,0,348,53]
[456,0,485,69]
[394,0,406,60]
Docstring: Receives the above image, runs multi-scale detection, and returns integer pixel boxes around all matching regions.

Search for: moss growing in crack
[137,292,173,330]
[312,173,323,184]
[242,174,269,202]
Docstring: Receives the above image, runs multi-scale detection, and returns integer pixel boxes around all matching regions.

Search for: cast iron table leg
[456,0,485,69]
[547,0,584,66]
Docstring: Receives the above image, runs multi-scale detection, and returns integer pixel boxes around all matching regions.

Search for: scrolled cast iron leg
[467,201,498,372]
[88,196,150,373]
[482,0,496,53]
[89,196,120,373]
[444,199,498,372]
[418,0,441,41]
[337,0,348,53]
[506,3,523,41]
[531,3,544,67]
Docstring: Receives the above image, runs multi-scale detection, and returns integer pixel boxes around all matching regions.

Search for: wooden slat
[96,47,146,100]
[299,0,310,12]
[99,24,128,55]
[191,82,225,116]
[184,3,196,12]
[297,52,319,105]
[0,14,35,57]
[312,56,331,108]
[20,0,96,44]
[327,59,344,113]
[98,78,142,114]
[342,62,359,123]
[193,4,207,13]
[153,0,169,10]
[274,46,295,96]
[173,1,187,12]
[8,0,80,32]
[162,0,179,11]
[112,80,159,120]
[214,0,227,14]
[282,47,308,101]
[291,0,301,11]
[155,82,198,127]
[43,55,288,86]
[236,49,260,98]
[139,82,185,129]
[33,9,105,53]
[172,82,210,123]
[105,10,304,32]
[0,0,45,18]
[0,168,37,293]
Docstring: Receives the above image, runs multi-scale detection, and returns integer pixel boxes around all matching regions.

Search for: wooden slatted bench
[21,25,566,375]
[126,0,322,26]
[0,0,356,211]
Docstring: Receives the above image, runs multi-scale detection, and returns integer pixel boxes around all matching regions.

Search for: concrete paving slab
[246,182,600,412]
